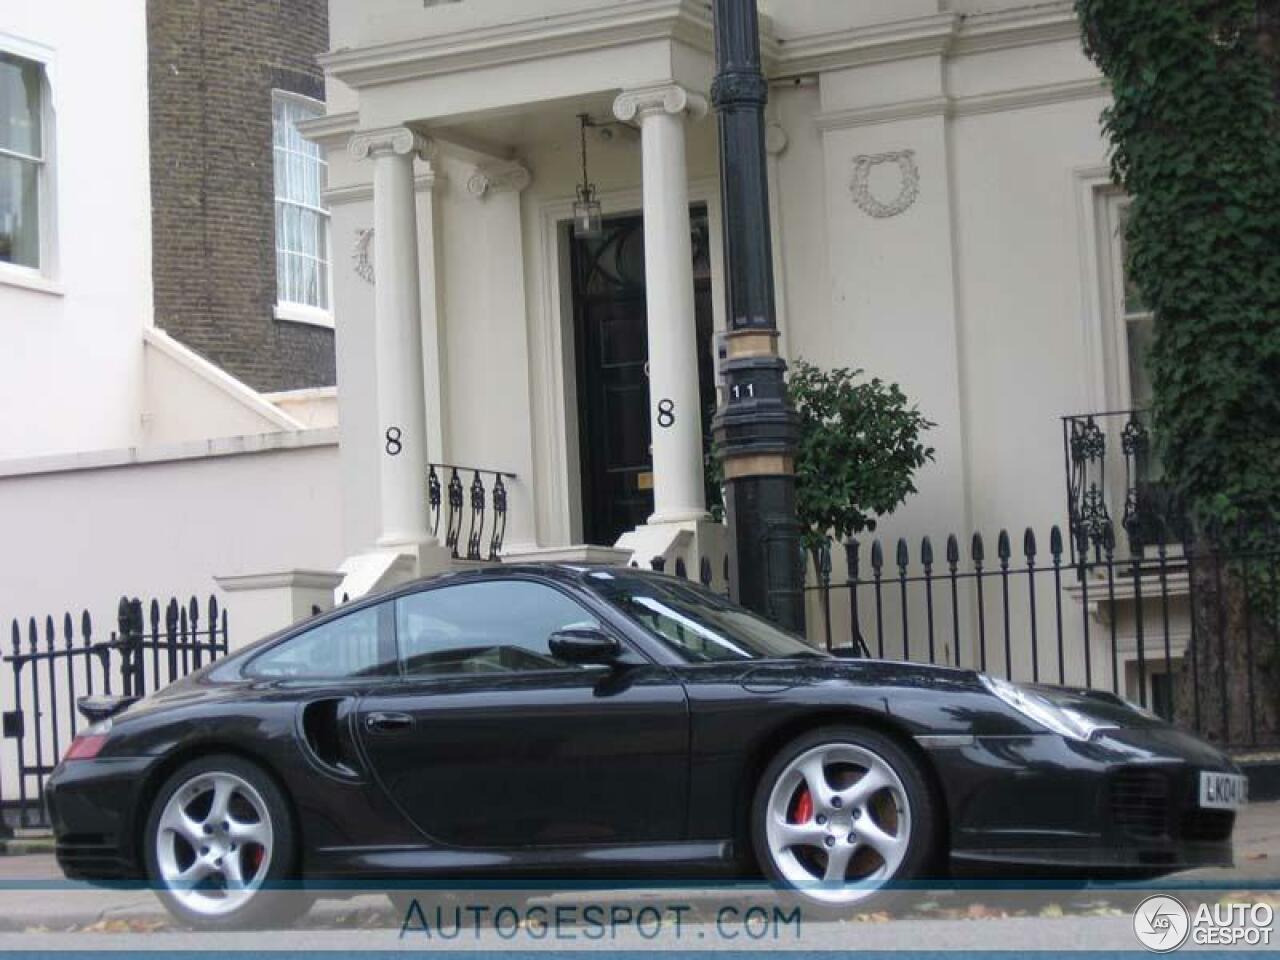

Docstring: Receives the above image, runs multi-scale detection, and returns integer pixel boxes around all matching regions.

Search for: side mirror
[548,627,621,665]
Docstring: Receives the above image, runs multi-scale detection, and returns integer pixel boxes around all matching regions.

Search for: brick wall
[147,0,335,392]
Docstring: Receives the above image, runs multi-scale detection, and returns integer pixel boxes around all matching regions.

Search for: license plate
[1199,771,1248,810]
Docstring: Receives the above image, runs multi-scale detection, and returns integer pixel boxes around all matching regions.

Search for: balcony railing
[427,464,516,561]
[1062,409,1189,563]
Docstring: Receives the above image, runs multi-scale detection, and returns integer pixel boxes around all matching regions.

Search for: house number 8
[656,399,676,428]
[385,427,402,456]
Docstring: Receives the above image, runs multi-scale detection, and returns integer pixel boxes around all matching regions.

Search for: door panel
[356,667,688,847]
[354,579,690,848]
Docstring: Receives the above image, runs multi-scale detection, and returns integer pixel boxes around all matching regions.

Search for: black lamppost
[710,0,805,631]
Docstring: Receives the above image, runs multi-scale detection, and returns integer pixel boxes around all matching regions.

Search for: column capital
[348,126,434,162]
[612,84,708,124]
[465,160,531,199]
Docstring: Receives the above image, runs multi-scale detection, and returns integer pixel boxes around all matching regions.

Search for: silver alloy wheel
[154,770,274,917]
[764,742,911,904]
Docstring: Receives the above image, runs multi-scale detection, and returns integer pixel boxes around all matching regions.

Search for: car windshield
[584,570,827,663]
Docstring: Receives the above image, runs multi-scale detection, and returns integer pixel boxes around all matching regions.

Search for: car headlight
[979,675,1117,741]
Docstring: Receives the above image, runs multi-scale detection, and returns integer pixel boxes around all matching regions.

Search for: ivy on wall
[1075,0,1280,549]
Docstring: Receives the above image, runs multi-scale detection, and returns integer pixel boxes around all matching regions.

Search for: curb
[0,835,54,857]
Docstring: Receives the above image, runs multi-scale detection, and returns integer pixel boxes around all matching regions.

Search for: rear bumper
[44,756,153,883]
[923,729,1239,879]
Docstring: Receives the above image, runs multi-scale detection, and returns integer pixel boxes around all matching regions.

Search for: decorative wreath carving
[850,150,920,218]
[353,228,374,284]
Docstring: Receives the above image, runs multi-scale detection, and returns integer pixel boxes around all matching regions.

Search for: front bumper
[44,756,154,883]
[922,726,1239,877]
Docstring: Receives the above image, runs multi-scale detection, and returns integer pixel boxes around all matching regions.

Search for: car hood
[732,656,1182,739]
[1022,682,1165,730]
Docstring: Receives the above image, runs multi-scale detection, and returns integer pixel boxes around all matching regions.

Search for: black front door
[570,210,717,546]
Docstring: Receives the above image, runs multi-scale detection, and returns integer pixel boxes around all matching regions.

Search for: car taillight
[62,718,112,761]
[63,734,108,761]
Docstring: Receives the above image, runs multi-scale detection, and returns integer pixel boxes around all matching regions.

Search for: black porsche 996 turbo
[45,565,1244,927]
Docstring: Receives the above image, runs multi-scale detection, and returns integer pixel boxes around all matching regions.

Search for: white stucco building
[0,0,1166,698]
[303,0,1156,678]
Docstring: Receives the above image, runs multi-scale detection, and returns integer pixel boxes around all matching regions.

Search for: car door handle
[364,711,415,733]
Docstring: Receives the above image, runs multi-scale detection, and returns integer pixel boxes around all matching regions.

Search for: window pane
[316,257,329,310]
[0,53,42,157]
[0,154,39,267]
[1115,203,1148,315]
[585,571,821,663]
[395,582,601,676]
[1126,314,1156,410]
[247,605,395,679]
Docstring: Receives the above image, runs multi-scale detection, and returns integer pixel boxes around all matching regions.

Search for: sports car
[45,564,1244,928]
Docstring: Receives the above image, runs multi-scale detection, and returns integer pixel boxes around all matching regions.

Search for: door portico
[311,6,731,591]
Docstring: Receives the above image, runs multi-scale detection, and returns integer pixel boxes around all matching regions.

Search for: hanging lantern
[573,113,603,238]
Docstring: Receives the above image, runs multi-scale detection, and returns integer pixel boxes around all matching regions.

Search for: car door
[354,577,690,848]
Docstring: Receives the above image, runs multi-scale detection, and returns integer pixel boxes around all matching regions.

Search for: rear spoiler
[77,695,139,725]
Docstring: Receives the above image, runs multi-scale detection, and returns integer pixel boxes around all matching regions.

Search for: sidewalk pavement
[0,802,1276,932]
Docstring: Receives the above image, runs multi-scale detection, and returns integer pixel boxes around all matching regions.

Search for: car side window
[395,581,601,677]
[246,603,396,680]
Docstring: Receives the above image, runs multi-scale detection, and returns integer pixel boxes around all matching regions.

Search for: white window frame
[271,89,332,328]
[0,32,59,295]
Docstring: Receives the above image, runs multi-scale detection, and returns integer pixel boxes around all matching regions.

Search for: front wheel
[751,725,939,909]
[143,754,311,929]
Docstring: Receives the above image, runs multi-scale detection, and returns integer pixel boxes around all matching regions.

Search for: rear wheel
[143,754,311,929]
[751,726,939,910]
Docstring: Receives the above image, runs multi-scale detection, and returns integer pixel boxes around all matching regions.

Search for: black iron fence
[808,528,1279,751]
[2,595,228,832]
[428,463,515,561]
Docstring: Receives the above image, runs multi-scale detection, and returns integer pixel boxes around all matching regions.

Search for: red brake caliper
[790,786,813,824]
[247,845,265,874]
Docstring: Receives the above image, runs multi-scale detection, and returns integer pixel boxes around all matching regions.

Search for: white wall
[0,0,153,460]
[0,437,344,640]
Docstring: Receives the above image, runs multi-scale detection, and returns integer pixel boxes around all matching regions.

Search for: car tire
[750,725,939,912]
[143,753,312,929]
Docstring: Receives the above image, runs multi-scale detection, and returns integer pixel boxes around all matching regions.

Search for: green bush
[789,362,934,552]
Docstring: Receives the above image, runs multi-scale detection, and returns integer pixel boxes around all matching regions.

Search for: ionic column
[349,127,436,549]
[614,84,709,524]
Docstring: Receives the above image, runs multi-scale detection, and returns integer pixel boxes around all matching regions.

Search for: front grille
[1110,768,1171,839]
[1181,809,1235,843]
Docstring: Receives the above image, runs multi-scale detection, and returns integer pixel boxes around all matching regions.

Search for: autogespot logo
[1133,895,1191,953]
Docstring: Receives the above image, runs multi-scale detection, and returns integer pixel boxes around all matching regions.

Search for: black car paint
[45,565,1238,885]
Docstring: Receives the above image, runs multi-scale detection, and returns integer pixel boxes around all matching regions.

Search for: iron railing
[808,528,1280,750]
[427,463,515,561]
[2,596,228,832]
[1062,409,1189,563]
